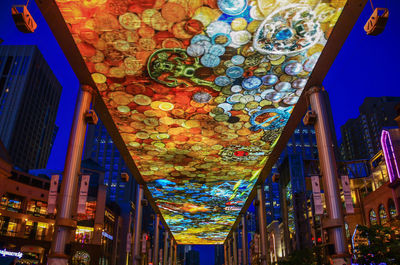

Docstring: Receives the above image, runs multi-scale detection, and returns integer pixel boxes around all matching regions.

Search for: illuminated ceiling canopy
[52,0,348,244]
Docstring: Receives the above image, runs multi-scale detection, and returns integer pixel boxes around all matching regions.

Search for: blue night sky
[0,1,399,264]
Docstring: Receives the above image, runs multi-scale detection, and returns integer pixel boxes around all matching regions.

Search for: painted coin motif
[226,66,244,79]
[201,54,221,68]
[253,5,322,55]
[262,74,278,86]
[274,82,293,92]
[231,55,245,65]
[206,21,231,38]
[208,44,226,56]
[187,44,206,57]
[242,76,262,90]
[217,0,247,16]
[284,62,303,76]
[215,76,232,86]
[193,92,212,103]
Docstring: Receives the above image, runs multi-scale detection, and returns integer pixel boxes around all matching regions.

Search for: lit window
[369,209,377,225]
[379,205,387,224]
[388,199,397,218]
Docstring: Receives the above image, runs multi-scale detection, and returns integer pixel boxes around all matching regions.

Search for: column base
[47,257,68,265]
[331,254,351,265]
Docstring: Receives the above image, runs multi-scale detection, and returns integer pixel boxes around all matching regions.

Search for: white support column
[133,185,144,265]
[48,86,93,265]
[308,87,349,265]
[153,214,160,265]
[257,185,268,265]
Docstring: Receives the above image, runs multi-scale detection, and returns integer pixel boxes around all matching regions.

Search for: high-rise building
[265,117,319,226]
[0,45,62,171]
[263,90,339,259]
[341,97,400,160]
[83,119,136,203]
[214,245,225,265]
[185,249,200,265]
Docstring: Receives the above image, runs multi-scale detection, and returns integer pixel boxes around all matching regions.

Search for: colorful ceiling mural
[54,0,347,244]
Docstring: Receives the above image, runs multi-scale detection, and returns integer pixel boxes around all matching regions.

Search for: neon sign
[0,249,23,259]
[381,129,400,183]
[102,231,114,240]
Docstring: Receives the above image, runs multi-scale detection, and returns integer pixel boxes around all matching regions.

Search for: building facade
[0,45,62,171]
[341,97,400,160]
[0,143,53,265]
[0,143,126,265]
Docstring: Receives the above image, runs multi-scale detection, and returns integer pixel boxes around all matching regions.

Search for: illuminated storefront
[75,226,94,244]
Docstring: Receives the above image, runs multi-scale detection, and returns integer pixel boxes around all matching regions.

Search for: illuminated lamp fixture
[381,129,400,183]
[85,109,98,125]
[272,173,280,183]
[121,172,129,182]
[11,1,37,33]
[364,0,389,36]
[303,110,317,126]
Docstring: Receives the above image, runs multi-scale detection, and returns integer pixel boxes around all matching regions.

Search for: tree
[275,247,317,265]
[354,224,400,265]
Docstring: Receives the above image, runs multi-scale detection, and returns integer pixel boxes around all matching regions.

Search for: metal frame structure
[35,0,367,249]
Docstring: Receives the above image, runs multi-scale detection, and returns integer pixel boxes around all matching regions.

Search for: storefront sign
[341,175,354,214]
[126,233,131,253]
[0,249,23,258]
[311,175,324,215]
[77,175,90,214]
[102,231,113,240]
[47,175,59,214]
[141,233,147,254]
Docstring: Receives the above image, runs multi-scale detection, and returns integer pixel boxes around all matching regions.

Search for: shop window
[0,193,23,212]
[369,209,377,225]
[27,200,48,217]
[77,201,96,221]
[1,218,18,236]
[72,251,90,265]
[36,222,48,240]
[0,195,7,210]
[75,226,93,244]
[345,222,350,238]
[388,199,397,218]
[379,205,388,224]
[16,252,41,265]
